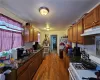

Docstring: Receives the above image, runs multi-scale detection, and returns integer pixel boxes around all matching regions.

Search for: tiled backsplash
[22,42,33,49]
[78,44,96,56]
[72,35,100,64]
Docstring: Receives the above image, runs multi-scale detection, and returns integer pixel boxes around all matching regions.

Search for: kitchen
[0,0,100,80]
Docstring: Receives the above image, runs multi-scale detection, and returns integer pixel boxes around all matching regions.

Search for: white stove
[68,63,97,80]
[72,63,86,70]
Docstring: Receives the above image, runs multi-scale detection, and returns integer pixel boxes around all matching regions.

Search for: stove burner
[72,63,86,69]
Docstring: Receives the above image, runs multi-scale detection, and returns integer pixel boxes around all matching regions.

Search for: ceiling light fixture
[39,7,49,16]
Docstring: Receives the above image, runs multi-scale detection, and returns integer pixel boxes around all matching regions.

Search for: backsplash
[22,42,33,49]
[72,35,100,64]
[78,44,96,56]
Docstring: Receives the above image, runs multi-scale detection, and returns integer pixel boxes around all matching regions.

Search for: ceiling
[0,0,100,31]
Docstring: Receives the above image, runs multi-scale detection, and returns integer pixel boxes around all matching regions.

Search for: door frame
[50,35,57,52]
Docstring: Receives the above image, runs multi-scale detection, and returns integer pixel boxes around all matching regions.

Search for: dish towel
[0,70,11,80]
[0,74,5,80]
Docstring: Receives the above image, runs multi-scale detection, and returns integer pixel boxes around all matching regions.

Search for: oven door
[68,68,76,80]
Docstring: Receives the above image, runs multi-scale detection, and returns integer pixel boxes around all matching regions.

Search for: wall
[71,35,100,64]
[40,30,66,55]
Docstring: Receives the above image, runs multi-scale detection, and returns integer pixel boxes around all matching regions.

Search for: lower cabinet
[17,69,29,80]
[17,49,43,80]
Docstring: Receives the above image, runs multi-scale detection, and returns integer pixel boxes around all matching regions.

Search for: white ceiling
[0,0,100,31]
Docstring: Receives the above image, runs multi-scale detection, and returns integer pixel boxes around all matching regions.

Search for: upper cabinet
[68,20,84,44]
[23,23,39,42]
[29,26,34,42]
[72,24,77,43]
[77,19,84,44]
[33,29,38,42]
[84,4,100,29]
[67,4,100,44]
[84,10,95,29]
[24,25,30,43]
[94,4,100,26]
[68,27,73,42]
[68,28,70,41]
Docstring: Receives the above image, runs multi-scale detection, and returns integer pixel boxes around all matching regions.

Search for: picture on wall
[96,36,100,56]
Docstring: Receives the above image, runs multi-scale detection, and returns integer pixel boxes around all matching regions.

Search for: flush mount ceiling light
[44,23,50,31]
[39,7,49,16]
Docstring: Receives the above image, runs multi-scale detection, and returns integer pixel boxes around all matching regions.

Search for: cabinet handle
[95,21,98,23]
[92,22,95,24]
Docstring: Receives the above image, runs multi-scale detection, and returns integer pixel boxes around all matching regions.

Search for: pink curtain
[0,30,2,51]
[12,32,22,48]
[0,14,23,51]
[0,14,22,28]
[1,30,12,51]
[0,16,8,26]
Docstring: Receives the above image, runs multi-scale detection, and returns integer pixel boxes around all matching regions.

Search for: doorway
[50,35,57,53]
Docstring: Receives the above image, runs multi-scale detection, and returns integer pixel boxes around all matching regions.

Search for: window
[38,33,40,42]
[1,30,13,51]
[0,14,23,51]
[12,32,22,48]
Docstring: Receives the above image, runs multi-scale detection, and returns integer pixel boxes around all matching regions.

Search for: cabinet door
[94,4,100,26]
[68,27,73,42]
[24,27,30,42]
[72,24,77,42]
[17,68,29,80]
[68,28,70,41]
[34,30,38,42]
[28,61,36,80]
[84,10,95,29]
[77,19,84,44]
[29,27,34,42]
[70,27,73,42]
[28,55,41,80]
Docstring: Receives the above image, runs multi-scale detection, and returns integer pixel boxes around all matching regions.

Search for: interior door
[50,35,57,52]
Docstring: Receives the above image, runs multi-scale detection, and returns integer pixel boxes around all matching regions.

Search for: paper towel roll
[0,74,5,80]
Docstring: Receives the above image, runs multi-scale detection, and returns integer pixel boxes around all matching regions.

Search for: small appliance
[17,48,24,59]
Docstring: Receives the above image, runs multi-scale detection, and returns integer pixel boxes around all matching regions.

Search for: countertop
[17,49,43,68]
[0,48,43,73]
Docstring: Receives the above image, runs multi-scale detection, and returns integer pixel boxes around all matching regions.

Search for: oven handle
[68,68,76,80]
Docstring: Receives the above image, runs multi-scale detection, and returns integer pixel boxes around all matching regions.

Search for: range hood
[81,26,100,36]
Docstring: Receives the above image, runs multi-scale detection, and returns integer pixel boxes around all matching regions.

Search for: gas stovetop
[72,63,86,70]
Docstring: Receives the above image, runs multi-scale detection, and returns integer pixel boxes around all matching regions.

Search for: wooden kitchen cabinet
[17,49,43,80]
[84,4,100,29]
[94,4,100,26]
[68,27,73,42]
[28,61,36,80]
[67,4,99,44]
[28,53,42,80]
[29,26,34,42]
[24,25,34,43]
[33,29,38,42]
[72,24,77,43]
[17,68,29,80]
[68,28,70,41]
[84,10,95,29]
[24,26,30,42]
[77,19,84,44]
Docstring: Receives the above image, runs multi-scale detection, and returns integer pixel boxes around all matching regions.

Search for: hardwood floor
[32,53,69,80]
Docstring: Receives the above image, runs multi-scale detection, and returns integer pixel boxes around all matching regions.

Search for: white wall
[40,30,66,55]
[71,35,100,64]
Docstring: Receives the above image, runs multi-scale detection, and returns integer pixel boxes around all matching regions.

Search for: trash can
[59,49,63,59]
